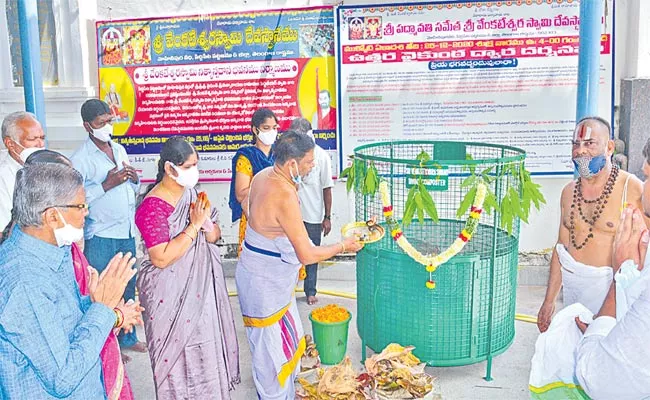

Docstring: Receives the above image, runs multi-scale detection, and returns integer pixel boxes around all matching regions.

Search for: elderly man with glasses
[70,99,145,360]
[0,163,137,399]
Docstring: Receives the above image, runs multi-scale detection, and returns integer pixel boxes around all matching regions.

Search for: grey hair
[273,131,315,165]
[289,118,312,135]
[1,111,38,141]
[13,164,83,228]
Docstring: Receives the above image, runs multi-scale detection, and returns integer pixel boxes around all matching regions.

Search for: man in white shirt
[289,118,334,305]
[572,206,650,400]
[0,112,46,236]
[70,99,145,360]
[572,146,650,400]
[530,141,650,399]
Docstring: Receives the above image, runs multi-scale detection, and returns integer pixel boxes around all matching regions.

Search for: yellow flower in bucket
[311,304,350,323]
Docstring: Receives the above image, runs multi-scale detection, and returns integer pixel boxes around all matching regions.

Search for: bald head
[574,116,611,142]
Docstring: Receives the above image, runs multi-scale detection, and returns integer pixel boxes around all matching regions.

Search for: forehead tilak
[574,123,592,141]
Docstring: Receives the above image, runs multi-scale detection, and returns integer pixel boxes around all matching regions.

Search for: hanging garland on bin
[378,181,487,289]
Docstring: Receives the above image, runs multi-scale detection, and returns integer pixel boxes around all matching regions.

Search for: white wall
[0,0,642,252]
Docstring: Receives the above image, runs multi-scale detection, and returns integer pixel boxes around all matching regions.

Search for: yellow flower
[311,304,350,323]
[379,181,487,277]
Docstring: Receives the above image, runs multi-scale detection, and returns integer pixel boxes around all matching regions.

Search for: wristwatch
[323,215,331,220]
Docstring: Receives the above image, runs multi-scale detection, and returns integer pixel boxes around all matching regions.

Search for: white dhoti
[235,227,305,400]
[557,244,613,314]
[530,250,650,399]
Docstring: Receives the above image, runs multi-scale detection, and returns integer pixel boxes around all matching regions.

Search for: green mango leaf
[346,174,354,193]
[416,150,431,164]
[340,166,351,178]
[481,166,495,176]
[415,193,425,224]
[464,153,476,174]
[419,182,439,223]
[461,175,478,188]
[355,161,366,194]
[500,195,513,235]
[507,187,528,223]
[483,192,499,215]
[364,164,377,195]
[344,162,355,193]
[402,186,418,227]
[457,186,477,219]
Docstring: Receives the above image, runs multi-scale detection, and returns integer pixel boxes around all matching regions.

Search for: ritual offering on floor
[295,343,437,399]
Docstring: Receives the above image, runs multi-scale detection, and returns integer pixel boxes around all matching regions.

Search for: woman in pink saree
[135,137,240,399]
[71,243,135,400]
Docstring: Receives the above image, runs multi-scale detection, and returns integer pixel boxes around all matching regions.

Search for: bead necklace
[569,165,618,250]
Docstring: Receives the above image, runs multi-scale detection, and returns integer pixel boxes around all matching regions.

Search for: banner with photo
[96,6,336,182]
[336,0,614,174]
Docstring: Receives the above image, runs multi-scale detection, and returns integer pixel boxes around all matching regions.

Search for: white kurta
[530,247,650,400]
[0,150,22,231]
[575,258,650,400]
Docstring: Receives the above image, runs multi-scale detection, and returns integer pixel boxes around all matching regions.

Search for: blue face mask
[289,162,303,185]
[573,153,607,179]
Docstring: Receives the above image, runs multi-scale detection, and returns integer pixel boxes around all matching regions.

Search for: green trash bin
[351,141,526,380]
[309,311,352,365]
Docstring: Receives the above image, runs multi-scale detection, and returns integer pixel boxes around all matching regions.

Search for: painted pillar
[575,0,605,122]
[17,0,47,132]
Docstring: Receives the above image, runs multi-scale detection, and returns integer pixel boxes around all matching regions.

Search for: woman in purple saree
[135,137,240,399]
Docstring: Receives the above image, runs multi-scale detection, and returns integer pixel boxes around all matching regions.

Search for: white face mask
[169,163,199,188]
[53,209,84,247]
[91,124,113,142]
[13,141,44,163]
[257,129,277,146]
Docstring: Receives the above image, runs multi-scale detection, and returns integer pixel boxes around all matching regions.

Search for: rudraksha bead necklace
[569,164,618,250]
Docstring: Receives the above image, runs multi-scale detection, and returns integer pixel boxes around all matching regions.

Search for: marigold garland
[311,304,350,323]
[378,181,487,289]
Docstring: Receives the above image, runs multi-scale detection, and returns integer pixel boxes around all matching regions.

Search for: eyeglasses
[41,204,89,213]
[55,203,89,210]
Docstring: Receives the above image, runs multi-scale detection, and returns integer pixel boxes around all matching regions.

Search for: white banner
[336,0,614,174]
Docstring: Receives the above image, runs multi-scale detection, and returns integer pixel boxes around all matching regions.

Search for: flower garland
[378,181,487,289]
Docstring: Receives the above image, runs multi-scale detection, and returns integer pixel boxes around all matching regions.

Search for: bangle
[113,308,124,328]
[340,241,346,253]
[180,231,195,241]
[189,223,199,237]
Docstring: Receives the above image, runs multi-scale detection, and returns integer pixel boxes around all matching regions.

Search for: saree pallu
[235,227,306,400]
[137,189,240,400]
[71,243,134,400]
[228,146,274,253]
